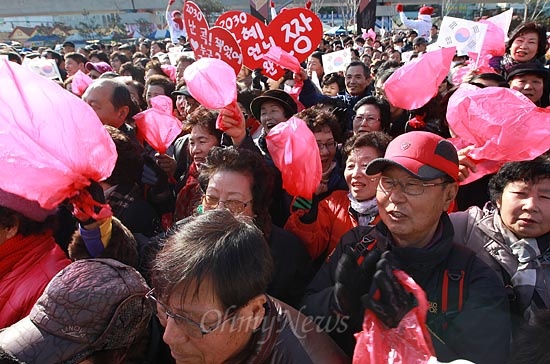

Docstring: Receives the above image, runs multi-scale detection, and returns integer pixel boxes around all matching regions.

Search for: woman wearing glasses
[297,106,348,199]
[173,107,222,221]
[196,147,313,308]
[285,132,391,268]
[351,96,391,135]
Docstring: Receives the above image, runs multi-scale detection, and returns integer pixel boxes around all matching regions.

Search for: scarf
[495,215,550,319]
[349,194,378,226]
[500,53,517,75]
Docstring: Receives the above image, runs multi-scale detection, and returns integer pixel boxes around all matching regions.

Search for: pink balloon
[447,83,550,184]
[183,57,237,109]
[385,47,456,110]
[0,59,116,209]
[134,95,182,154]
[266,117,322,199]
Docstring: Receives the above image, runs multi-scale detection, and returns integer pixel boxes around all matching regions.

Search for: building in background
[0,1,543,44]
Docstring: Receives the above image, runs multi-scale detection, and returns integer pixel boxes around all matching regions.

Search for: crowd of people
[0,3,550,363]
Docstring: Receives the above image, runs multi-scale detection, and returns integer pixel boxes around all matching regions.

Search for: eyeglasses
[317,141,337,151]
[202,195,253,214]
[378,176,449,196]
[353,114,381,125]
[145,289,236,338]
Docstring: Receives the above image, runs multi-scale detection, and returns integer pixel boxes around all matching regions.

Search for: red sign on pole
[216,8,323,80]
[183,1,243,75]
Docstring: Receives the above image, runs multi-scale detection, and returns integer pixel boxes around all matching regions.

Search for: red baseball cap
[366,131,459,181]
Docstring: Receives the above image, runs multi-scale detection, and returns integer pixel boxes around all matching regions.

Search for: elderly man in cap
[301,131,511,363]
[506,61,549,107]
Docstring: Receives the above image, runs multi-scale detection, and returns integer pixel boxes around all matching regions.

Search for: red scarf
[174,162,202,221]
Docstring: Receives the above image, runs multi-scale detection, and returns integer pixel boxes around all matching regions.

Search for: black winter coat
[300,214,511,364]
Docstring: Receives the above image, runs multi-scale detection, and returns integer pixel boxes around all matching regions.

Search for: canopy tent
[324,26,348,36]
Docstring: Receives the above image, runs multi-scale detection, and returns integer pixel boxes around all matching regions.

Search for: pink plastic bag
[265,117,322,199]
[447,83,550,185]
[183,57,239,131]
[353,270,435,364]
[0,59,116,212]
[71,70,93,96]
[385,47,456,110]
[264,46,305,112]
[133,95,182,154]
[161,64,177,83]
[479,19,506,58]
[263,46,301,73]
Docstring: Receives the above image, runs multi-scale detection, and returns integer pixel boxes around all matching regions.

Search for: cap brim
[172,89,192,97]
[366,157,446,180]
[250,95,295,121]
[507,69,548,81]
[0,317,89,364]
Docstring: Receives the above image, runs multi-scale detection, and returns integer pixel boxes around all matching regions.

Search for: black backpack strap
[349,226,378,265]
[440,244,476,330]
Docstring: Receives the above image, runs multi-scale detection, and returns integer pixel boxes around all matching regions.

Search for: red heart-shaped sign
[216,9,323,80]
[183,1,243,75]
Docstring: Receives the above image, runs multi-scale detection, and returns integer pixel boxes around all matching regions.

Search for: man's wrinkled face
[509,73,544,104]
[345,65,370,96]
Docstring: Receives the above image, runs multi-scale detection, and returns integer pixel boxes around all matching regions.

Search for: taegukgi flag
[437,16,488,56]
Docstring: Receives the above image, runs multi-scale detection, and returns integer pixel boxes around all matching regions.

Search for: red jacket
[0,232,71,328]
[285,190,359,260]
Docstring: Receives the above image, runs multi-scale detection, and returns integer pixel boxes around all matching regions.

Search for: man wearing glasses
[301,131,511,363]
[148,209,348,363]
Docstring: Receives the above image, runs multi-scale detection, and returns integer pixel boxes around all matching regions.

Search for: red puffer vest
[0,232,71,328]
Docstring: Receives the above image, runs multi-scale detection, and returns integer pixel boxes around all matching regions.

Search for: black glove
[334,245,381,318]
[362,251,417,328]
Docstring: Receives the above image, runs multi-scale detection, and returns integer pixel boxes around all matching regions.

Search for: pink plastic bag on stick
[353,270,435,364]
[134,95,182,154]
[264,46,305,112]
[183,57,239,131]
[0,59,116,212]
[71,70,93,96]
[447,83,550,185]
[265,117,322,199]
[385,47,456,110]
[264,46,301,73]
